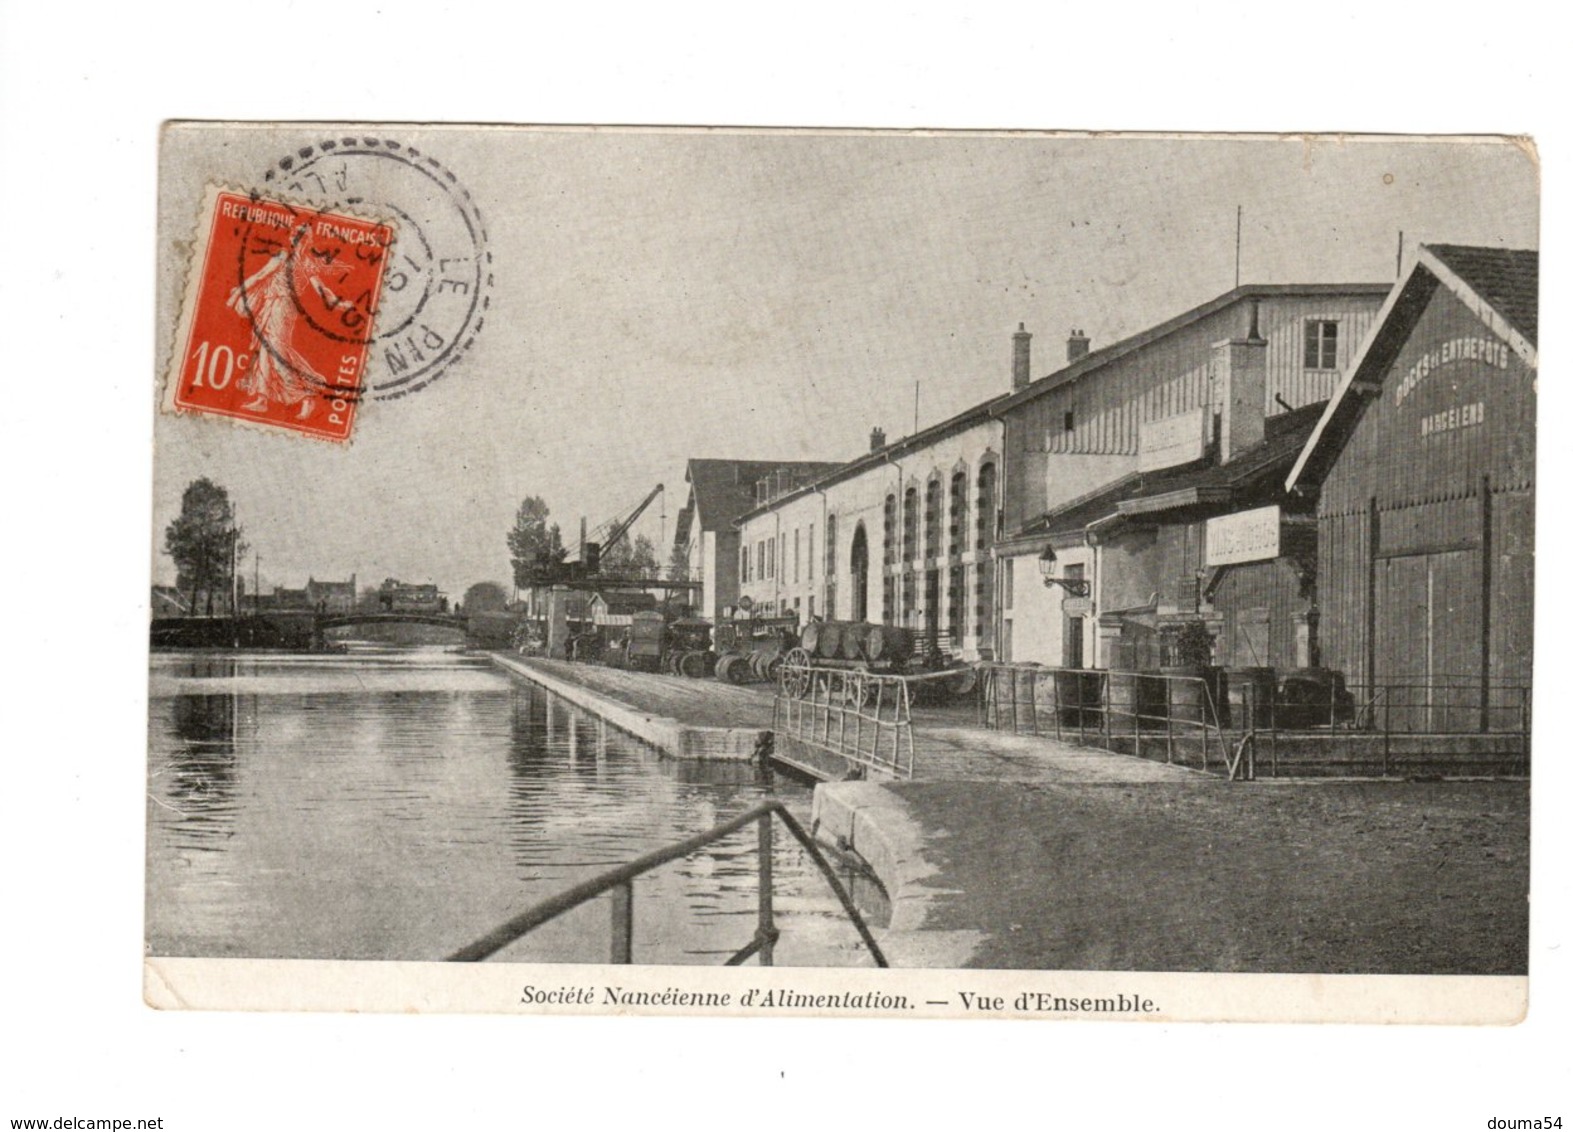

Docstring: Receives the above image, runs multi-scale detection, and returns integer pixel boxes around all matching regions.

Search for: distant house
[377,578,449,613]
[266,587,311,612]
[306,575,357,614]
[590,590,659,626]
[677,458,842,622]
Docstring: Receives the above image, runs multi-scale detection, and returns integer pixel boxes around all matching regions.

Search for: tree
[666,539,691,582]
[506,496,565,589]
[463,581,509,613]
[602,533,659,579]
[164,477,243,616]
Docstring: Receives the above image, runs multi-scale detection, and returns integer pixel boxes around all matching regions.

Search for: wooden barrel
[800,621,822,655]
[841,621,869,660]
[866,625,913,664]
[816,622,843,658]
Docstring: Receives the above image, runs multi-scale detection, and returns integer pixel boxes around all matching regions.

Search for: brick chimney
[1012,323,1032,391]
[1214,300,1268,464]
[869,427,887,452]
[1067,328,1091,362]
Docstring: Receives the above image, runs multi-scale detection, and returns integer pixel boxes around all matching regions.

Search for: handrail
[448,800,888,967]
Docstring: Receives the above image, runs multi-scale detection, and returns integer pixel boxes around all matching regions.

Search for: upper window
[1304,320,1338,370]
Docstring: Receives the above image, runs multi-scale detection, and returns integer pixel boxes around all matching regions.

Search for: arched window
[924,477,942,562]
[902,486,919,564]
[883,494,897,567]
[975,463,997,552]
[974,462,997,636]
[850,523,870,622]
[949,469,968,559]
[901,486,919,626]
[882,494,897,624]
[824,514,838,620]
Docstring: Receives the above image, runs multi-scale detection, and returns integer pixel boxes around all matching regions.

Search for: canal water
[146,648,885,966]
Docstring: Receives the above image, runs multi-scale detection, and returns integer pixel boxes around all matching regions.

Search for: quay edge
[488,652,765,761]
[810,781,985,968]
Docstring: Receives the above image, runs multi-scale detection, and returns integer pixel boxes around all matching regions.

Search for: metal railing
[448,801,888,967]
[978,664,1531,780]
[1226,680,1531,779]
[773,661,918,779]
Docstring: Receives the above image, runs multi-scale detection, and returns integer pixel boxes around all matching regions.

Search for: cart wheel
[780,647,812,698]
[842,670,873,708]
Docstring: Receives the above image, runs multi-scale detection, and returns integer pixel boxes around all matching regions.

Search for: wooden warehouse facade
[995,283,1390,668]
[1287,244,1537,728]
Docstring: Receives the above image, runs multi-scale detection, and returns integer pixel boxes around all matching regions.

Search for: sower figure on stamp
[226,227,343,419]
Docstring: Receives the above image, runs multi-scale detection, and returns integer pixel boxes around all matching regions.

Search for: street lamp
[1038,546,1091,597]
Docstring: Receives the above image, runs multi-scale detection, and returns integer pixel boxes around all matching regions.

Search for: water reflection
[147,649,886,965]
[155,693,247,848]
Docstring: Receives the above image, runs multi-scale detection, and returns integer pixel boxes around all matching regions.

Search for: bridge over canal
[151,609,483,650]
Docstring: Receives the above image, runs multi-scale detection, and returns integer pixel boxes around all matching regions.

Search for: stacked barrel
[798,620,914,668]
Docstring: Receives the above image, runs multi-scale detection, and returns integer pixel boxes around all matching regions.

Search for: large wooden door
[1376,549,1481,730]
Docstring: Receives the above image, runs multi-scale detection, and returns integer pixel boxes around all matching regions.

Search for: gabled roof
[732,395,1008,525]
[1427,244,1538,348]
[1286,244,1538,492]
[997,283,1393,412]
[672,500,694,547]
[730,281,1388,527]
[685,459,844,531]
[592,590,659,615]
[1031,401,1328,539]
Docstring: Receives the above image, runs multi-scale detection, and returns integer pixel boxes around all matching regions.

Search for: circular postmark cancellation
[261,137,493,401]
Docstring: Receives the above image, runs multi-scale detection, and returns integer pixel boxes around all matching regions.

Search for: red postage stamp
[165,187,395,442]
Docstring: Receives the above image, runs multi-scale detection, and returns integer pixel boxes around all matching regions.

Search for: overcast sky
[152,128,1538,596]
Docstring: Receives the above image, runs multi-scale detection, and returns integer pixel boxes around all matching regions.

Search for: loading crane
[530,483,669,585]
[582,483,664,574]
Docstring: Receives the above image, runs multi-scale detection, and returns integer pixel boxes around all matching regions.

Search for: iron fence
[979,664,1231,773]
[977,663,1531,780]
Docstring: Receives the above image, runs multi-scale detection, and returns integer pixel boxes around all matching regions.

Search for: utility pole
[1234,205,1243,289]
[230,504,241,648]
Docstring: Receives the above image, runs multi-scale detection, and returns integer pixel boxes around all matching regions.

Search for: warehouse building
[673,458,840,621]
[1285,244,1536,727]
[994,283,1391,666]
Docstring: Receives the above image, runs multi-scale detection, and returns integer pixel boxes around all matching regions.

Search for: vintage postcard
[146,124,1536,1022]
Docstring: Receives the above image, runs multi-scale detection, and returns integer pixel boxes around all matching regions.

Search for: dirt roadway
[872,779,1528,974]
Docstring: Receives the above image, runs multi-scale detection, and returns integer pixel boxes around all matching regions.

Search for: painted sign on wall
[1138,407,1209,472]
[1206,504,1281,566]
